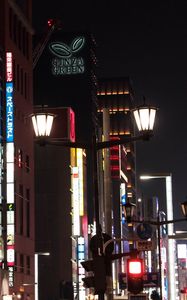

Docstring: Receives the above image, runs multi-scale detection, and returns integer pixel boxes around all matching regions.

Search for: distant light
[47,19,54,27]
[137,198,142,202]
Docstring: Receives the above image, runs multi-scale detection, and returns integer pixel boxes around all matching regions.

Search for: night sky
[33,1,187,229]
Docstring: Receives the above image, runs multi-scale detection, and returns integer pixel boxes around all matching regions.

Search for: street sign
[136,240,155,251]
[136,223,153,240]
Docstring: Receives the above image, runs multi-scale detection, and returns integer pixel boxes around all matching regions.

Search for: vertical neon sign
[72,167,80,236]
[6,52,15,287]
[0,51,3,266]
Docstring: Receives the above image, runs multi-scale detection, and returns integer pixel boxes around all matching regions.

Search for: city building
[97,77,136,292]
[34,28,98,224]
[0,0,35,298]
[33,29,98,300]
[97,78,136,230]
[34,106,88,300]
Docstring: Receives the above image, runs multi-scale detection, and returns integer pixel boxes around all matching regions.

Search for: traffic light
[127,258,144,294]
[81,256,106,294]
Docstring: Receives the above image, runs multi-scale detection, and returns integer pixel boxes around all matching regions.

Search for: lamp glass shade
[123,202,136,219]
[181,201,187,218]
[31,113,55,137]
[133,106,157,133]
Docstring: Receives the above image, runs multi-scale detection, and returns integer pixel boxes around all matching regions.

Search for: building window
[18,149,23,168]
[13,14,17,44]
[24,72,27,99]
[18,21,22,50]
[19,185,23,235]
[9,8,13,39]
[16,64,20,91]
[26,256,30,275]
[20,254,24,273]
[22,27,26,56]
[20,68,23,95]
[25,155,30,172]
[15,251,17,271]
[26,188,30,238]
[26,32,29,59]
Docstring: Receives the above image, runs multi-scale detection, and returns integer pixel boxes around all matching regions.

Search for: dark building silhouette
[33,28,98,300]
[0,0,35,298]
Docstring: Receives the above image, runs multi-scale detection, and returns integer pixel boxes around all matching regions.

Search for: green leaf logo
[71,37,85,53]
[49,42,72,58]
[49,37,85,58]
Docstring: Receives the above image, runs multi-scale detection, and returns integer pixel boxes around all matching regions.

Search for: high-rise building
[0,0,34,298]
[97,77,136,235]
[33,29,98,300]
[34,28,98,222]
[97,77,136,293]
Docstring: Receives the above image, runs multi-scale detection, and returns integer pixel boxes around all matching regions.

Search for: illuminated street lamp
[123,202,136,224]
[31,103,157,300]
[31,103,157,140]
[132,104,157,134]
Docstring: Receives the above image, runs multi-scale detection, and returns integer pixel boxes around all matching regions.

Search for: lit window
[18,149,23,168]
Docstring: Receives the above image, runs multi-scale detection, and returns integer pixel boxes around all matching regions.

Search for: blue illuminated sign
[6,82,14,142]
[121,194,126,205]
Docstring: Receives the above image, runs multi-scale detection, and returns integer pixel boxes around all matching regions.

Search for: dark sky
[32,1,187,229]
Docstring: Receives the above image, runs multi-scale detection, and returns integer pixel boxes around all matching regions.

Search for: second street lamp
[31,103,157,300]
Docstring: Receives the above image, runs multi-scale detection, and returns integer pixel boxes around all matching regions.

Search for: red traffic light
[127,258,143,277]
[127,258,144,294]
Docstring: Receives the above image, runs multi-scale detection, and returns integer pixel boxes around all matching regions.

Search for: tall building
[0,0,35,299]
[97,77,136,293]
[34,106,89,300]
[33,29,98,300]
[97,77,136,234]
[34,28,98,223]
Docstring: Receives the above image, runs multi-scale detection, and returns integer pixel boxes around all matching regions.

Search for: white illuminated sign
[49,37,85,76]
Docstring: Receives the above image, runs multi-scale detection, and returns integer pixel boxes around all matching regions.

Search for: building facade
[34,106,89,300]
[0,0,35,298]
[97,77,136,292]
[33,28,98,300]
[97,77,136,230]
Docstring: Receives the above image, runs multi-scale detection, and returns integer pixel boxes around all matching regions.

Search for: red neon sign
[6,52,13,82]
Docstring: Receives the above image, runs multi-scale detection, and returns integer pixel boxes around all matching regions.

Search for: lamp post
[31,103,157,300]
[123,201,187,300]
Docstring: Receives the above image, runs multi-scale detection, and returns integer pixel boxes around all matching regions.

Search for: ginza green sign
[49,36,85,76]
